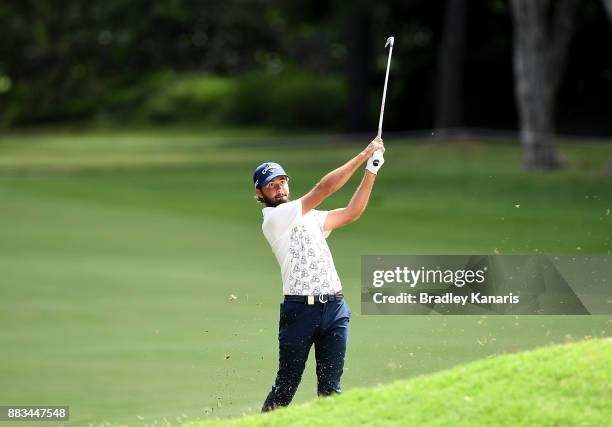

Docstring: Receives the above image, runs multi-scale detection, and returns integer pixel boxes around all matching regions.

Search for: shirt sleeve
[262,199,303,243]
[312,209,332,239]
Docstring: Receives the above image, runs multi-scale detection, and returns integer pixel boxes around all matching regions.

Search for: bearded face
[257,175,290,207]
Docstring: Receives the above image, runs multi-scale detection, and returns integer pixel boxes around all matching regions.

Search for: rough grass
[186,339,612,427]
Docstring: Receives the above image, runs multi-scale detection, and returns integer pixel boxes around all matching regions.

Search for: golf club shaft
[377,43,393,138]
[374,37,394,166]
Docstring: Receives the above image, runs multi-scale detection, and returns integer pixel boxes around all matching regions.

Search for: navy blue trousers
[261,298,351,412]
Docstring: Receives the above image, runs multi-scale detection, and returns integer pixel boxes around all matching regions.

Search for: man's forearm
[345,171,376,219]
[316,151,369,195]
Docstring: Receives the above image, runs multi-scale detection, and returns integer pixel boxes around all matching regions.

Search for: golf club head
[385,36,394,48]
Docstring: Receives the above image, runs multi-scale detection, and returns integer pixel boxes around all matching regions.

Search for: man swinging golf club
[253,136,385,412]
[255,35,394,412]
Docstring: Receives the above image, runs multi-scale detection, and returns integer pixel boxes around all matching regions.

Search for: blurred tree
[0,0,609,135]
[510,0,579,170]
[0,0,287,124]
[434,0,466,133]
[344,0,372,131]
[598,0,612,174]
[603,0,612,20]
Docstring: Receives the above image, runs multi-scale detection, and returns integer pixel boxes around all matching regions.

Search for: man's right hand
[362,136,385,157]
[302,136,385,216]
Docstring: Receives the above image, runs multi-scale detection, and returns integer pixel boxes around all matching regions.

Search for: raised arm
[323,171,377,232]
[301,137,385,215]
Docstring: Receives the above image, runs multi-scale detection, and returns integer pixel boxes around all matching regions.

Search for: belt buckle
[318,294,328,304]
[307,295,315,305]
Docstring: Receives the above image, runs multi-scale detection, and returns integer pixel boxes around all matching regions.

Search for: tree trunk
[345,0,372,132]
[510,0,579,170]
[435,0,466,134]
[599,0,612,174]
[602,0,612,20]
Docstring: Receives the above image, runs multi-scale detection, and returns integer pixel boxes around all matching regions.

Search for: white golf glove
[366,150,385,174]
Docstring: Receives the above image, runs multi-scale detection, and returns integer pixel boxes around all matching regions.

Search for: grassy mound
[186,339,611,427]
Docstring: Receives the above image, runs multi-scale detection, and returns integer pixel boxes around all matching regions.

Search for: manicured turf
[186,339,612,427]
[0,128,610,426]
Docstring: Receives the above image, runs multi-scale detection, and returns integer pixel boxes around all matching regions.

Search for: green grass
[0,129,610,426]
[187,339,612,427]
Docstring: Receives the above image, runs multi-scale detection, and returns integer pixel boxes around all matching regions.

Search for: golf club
[373,36,394,167]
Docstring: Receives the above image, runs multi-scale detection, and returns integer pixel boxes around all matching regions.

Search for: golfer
[253,136,385,412]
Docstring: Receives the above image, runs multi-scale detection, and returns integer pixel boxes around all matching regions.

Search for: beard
[262,193,290,207]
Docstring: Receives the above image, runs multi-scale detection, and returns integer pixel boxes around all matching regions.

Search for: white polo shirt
[262,198,342,295]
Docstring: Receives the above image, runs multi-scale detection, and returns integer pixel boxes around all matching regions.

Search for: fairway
[0,129,610,426]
